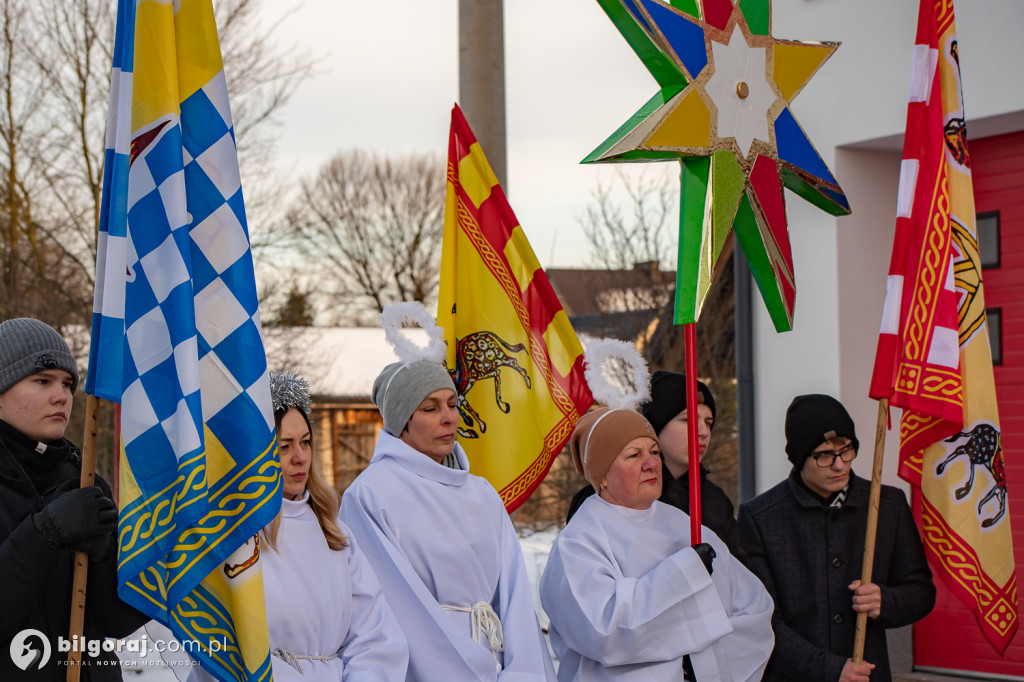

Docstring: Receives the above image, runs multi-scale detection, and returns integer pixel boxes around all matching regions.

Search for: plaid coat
[737,469,935,682]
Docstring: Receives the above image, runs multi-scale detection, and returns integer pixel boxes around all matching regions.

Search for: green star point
[587,0,850,332]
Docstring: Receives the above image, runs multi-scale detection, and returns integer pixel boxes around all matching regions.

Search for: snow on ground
[115,527,561,679]
[517,526,559,631]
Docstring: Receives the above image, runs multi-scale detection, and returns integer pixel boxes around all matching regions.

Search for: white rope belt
[441,601,504,672]
[272,647,338,674]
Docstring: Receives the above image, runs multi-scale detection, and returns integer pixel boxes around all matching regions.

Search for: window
[977,211,1000,269]
[987,307,1002,366]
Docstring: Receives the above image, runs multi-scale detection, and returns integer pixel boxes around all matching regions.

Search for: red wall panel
[912,130,1024,677]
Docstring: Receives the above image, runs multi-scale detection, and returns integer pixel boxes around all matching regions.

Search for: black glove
[78,529,114,563]
[683,654,696,680]
[33,486,117,557]
[693,542,716,575]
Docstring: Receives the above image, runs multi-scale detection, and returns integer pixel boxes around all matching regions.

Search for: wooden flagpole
[853,397,889,662]
[683,322,702,544]
[66,393,100,681]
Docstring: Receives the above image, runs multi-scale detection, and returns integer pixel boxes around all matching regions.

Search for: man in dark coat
[0,318,148,681]
[737,394,935,682]
[567,370,741,557]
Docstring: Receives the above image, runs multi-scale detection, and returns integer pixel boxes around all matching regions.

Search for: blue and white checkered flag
[86,0,133,402]
[88,2,280,680]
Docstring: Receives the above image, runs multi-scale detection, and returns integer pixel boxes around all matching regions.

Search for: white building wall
[752,0,1024,493]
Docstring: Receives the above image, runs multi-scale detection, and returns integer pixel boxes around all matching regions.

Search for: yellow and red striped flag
[438,104,593,512]
[869,0,1016,653]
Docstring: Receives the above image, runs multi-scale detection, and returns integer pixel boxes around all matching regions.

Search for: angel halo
[378,300,447,364]
[582,338,651,411]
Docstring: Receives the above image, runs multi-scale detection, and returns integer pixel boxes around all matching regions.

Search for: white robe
[539,495,773,682]
[340,430,556,682]
[188,492,409,682]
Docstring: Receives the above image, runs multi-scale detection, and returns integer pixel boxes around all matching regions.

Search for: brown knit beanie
[570,407,659,487]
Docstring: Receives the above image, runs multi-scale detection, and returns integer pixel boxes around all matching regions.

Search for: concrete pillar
[458,0,508,190]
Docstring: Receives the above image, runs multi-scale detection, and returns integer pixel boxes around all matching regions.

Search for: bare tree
[287,150,446,325]
[268,284,316,327]
[0,0,313,483]
[214,0,316,235]
[577,167,739,505]
[581,167,676,271]
[0,0,89,324]
[27,0,115,322]
[1,0,39,316]
[0,0,314,326]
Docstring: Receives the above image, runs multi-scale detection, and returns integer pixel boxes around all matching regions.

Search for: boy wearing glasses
[737,394,934,682]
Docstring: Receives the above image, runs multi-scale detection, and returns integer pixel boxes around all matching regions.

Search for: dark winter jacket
[566,462,742,557]
[0,420,149,681]
[737,469,935,682]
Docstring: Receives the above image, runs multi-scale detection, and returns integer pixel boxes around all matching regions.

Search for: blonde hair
[262,407,348,552]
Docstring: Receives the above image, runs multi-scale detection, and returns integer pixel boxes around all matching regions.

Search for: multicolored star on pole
[586,0,850,331]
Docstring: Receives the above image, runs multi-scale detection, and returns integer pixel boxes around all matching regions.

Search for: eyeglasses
[812,443,857,467]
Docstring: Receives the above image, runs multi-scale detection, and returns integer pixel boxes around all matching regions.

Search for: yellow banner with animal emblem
[438,105,593,512]
[870,0,1016,653]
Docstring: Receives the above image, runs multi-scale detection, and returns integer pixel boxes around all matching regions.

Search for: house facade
[754,1,1024,675]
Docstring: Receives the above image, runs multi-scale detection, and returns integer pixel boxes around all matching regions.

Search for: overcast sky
[266,0,685,269]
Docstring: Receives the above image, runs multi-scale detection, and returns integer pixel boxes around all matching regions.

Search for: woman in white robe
[539,407,773,682]
[262,496,408,681]
[191,371,408,681]
[340,358,555,681]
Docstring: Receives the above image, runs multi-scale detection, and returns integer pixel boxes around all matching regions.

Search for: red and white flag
[869,0,1016,654]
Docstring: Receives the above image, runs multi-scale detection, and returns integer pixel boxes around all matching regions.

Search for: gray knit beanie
[0,318,80,395]
[372,360,457,435]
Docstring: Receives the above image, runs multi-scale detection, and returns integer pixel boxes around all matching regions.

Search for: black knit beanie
[784,394,859,469]
[641,370,716,436]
